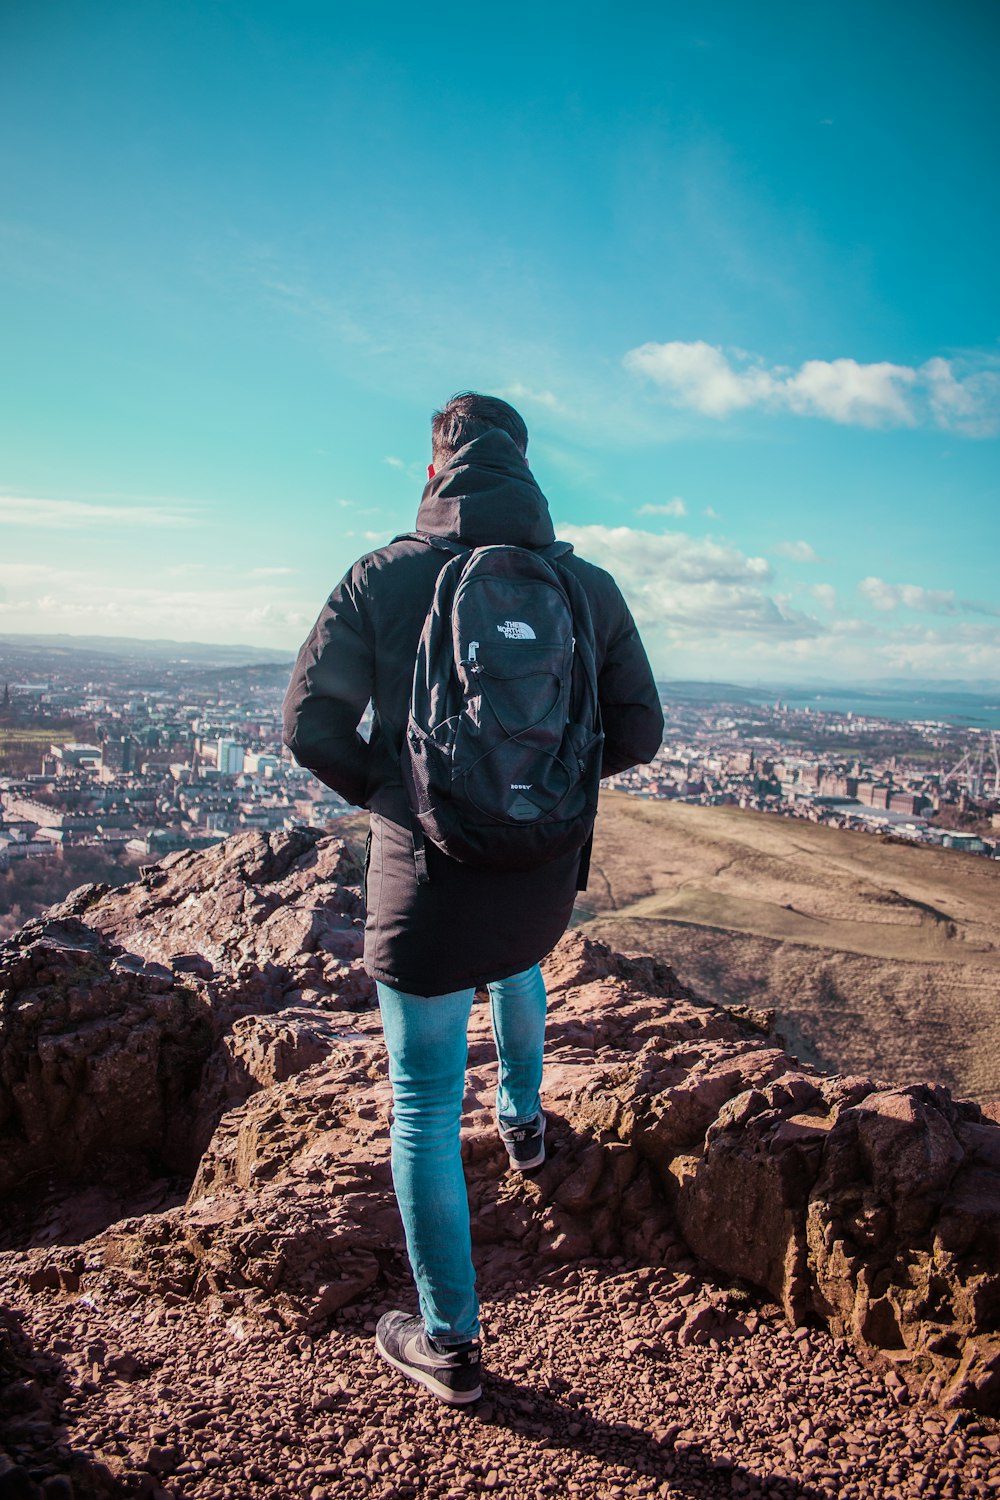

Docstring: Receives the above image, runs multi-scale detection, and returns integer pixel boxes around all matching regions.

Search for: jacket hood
[414,429,556,548]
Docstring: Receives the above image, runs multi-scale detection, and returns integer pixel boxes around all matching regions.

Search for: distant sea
[661,680,1000,730]
[768,686,1000,730]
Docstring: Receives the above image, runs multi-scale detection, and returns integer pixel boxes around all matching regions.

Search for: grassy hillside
[328,796,1000,1103]
[577,794,1000,1104]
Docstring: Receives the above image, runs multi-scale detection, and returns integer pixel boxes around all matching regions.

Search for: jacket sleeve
[282,559,375,807]
[597,587,663,777]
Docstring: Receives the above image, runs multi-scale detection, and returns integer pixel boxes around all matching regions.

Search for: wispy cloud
[859,578,956,614]
[638,497,687,518]
[0,563,314,645]
[248,566,294,577]
[384,455,426,483]
[873,620,1000,678]
[623,341,1000,435]
[497,382,567,414]
[0,495,197,528]
[859,576,1000,617]
[777,539,820,562]
[811,583,837,610]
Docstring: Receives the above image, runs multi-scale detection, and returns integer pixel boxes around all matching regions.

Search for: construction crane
[944,730,1000,799]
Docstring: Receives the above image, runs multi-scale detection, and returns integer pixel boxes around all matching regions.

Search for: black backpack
[398,535,604,881]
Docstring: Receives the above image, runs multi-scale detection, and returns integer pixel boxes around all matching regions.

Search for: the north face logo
[497,620,536,640]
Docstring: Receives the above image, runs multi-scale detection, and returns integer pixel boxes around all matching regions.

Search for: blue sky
[1,0,998,684]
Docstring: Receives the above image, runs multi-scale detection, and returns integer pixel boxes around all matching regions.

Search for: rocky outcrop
[667,1074,1000,1413]
[48,824,372,1008]
[0,830,373,1217]
[2,827,999,1420]
[0,918,214,1200]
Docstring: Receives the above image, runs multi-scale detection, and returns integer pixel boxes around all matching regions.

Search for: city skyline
[2,1,998,684]
[4,646,997,876]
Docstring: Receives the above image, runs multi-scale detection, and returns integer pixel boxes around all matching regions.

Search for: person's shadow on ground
[467,1371,825,1500]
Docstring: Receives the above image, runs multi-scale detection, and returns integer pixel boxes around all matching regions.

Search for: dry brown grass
[578,794,1000,1104]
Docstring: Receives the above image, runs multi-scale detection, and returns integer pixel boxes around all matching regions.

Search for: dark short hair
[431,392,528,466]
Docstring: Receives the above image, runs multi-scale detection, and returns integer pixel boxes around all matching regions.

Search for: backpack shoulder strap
[537,540,574,562]
[397,535,470,886]
[390,531,468,556]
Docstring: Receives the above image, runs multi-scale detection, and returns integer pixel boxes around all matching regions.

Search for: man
[283,393,662,1404]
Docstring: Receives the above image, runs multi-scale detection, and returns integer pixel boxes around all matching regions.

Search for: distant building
[51,743,102,776]
[857,782,892,808]
[943,832,986,854]
[819,772,859,798]
[216,737,246,775]
[245,752,281,777]
[101,735,139,776]
[888,791,927,816]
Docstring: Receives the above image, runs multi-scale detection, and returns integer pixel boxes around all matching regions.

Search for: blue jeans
[376,963,547,1344]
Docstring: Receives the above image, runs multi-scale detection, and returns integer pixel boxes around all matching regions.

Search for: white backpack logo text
[497,620,536,640]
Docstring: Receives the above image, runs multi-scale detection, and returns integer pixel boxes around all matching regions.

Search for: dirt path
[617,887,1000,967]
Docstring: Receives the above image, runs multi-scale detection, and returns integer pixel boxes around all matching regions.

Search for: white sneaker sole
[375,1332,482,1405]
[501,1112,546,1172]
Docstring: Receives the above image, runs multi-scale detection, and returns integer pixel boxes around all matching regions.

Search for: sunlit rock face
[1,828,998,1414]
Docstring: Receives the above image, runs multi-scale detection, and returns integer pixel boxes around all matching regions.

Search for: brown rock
[0,918,215,1199]
[2,828,999,1421]
[0,832,375,1234]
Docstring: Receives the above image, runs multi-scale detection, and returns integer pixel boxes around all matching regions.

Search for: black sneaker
[374,1312,482,1405]
[498,1109,546,1171]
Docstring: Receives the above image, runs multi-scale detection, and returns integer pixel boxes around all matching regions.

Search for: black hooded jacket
[283,431,663,994]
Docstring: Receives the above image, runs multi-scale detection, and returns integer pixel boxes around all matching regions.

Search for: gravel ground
[4,1256,999,1500]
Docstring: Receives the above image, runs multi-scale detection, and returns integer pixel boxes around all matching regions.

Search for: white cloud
[248,566,294,577]
[557,524,821,644]
[625,340,775,417]
[859,577,957,614]
[921,356,1000,437]
[874,621,1000,677]
[777,540,820,563]
[0,563,314,647]
[383,456,406,470]
[623,341,1000,434]
[638,497,687,517]
[498,382,565,413]
[552,525,1000,681]
[783,359,916,426]
[0,495,196,528]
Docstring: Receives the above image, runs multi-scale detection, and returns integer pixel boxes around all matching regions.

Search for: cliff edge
[1,827,999,1499]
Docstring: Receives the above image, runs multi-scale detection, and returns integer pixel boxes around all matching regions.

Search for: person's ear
[427,463,436,479]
